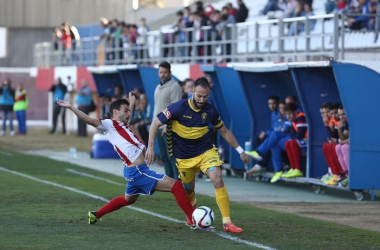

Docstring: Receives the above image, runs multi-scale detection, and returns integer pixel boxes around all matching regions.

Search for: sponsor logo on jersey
[163,108,172,119]
[183,115,192,119]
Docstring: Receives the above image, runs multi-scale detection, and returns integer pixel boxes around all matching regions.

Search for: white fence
[34,13,380,67]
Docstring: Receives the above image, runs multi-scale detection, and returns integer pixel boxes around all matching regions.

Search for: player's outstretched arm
[219,126,249,166]
[56,99,101,127]
[145,118,163,165]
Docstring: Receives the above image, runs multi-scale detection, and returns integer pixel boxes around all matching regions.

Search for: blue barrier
[291,66,341,178]
[332,62,380,190]
[89,68,123,97]
[235,64,302,172]
[202,65,252,170]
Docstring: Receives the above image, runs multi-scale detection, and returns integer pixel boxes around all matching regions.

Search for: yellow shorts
[176,146,223,184]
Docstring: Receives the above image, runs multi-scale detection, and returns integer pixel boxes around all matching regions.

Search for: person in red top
[227,3,237,16]
[281,103,308,178]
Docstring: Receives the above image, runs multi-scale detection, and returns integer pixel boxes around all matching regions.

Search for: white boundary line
[0,166,277,250]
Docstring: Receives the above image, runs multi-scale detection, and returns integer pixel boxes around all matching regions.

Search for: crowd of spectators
[325,0,378,31]
[50,0,379,66]
[93,0,249,64]
[260,0,378,32]
[53,22,80,65]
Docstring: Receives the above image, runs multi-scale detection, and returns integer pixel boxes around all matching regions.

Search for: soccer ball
[192,206,215,228]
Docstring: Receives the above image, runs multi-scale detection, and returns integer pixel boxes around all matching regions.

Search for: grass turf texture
[1,148,380,250]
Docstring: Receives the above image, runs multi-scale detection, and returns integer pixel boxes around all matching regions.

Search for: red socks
[96,195,132,219]
[171,181,194,220]
[322,143,343,175]
[96,181,193,221]
[285,140,302,170]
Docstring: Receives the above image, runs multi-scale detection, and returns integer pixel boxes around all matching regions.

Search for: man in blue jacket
[0,79,15,136]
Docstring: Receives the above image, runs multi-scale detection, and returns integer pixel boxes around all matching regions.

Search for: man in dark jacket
[49,77,68,134]
[235,0,249,23]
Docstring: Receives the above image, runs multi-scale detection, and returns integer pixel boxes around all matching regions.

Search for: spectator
[136,18,150,63]
[129,24,138,60]
[325,0,337,14]
[112,21,125,63]
[260,0,284,16]
[216,13,234,62]
[0,79,15,136]
[320,102,345,185]
[60,23,72,65]
[346,0,371,30]
[152,61,183,179]
[114,85,124,100]
[173,11,186,59]
[246,97,291,175]
[281,103,308,179]
[52,27,62,51]
[13,82,29,135]
[235,0,249,23]
[222,6,236,24]
[49,78,67,134]
[62,21,80,62]
[99,94,111,119]
[287,2,316,36]
[183,6,191,23]
[132,93,151,145]
[182,78,194,99]
[227,2,237,16]
[280,0,297,19]
[75,79,92,137]
[334,104,349,186]
[285,95,302,112]
[246,96,280,169]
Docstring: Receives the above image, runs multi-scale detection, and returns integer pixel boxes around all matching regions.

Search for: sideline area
[23,149,380,232]
[26,150,367,203]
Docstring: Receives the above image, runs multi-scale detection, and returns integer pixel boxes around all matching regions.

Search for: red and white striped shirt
[97,119,145,166]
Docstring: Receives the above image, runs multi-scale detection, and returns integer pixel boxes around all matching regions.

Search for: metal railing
[34,13,380,67]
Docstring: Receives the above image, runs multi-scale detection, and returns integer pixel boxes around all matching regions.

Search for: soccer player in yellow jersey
[146,77,249,233]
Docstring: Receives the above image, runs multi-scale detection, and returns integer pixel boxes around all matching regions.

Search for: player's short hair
[109,99,130,118]
[194,77,210,89]
[320,102,332,109]
[268,95,279,103]
[159,61,171,71]
[330,103,340,110]
[284,103,297,112]
[286,95,298,104]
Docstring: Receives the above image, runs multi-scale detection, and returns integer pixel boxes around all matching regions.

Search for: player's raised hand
[145,145,155,165]
[128,91,136,106]
[56,98,72,108]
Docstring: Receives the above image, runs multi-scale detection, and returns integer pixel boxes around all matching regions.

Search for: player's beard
[192,98,205,109]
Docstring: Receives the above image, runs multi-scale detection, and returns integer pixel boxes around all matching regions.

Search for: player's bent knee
[182,183,194,193]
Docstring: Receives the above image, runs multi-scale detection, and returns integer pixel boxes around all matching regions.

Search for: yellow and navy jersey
[157,98,224,159]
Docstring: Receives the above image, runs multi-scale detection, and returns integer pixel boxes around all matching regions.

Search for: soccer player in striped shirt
[56,92,195,228]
